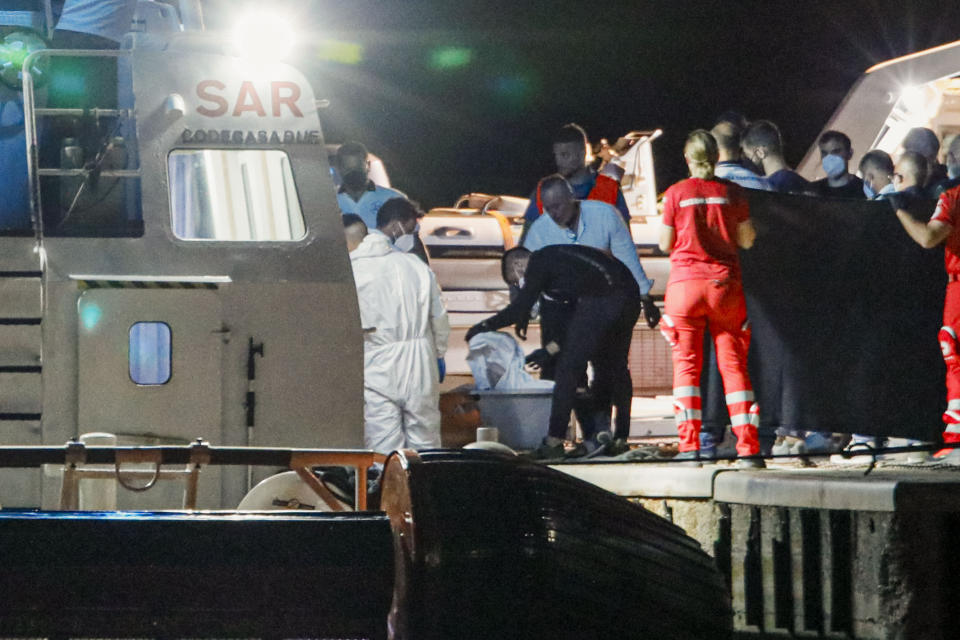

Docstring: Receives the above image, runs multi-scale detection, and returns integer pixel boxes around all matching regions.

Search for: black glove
[525,348,553,370]
[465,320,491,342]
[885,191,909,212]
[641,295,661,329]
[514,319,529,341]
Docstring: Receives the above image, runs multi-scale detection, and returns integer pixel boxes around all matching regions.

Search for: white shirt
[57,0,138,42]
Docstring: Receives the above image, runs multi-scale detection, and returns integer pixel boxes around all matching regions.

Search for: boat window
[129,322,172,385]
[168,149,306,241]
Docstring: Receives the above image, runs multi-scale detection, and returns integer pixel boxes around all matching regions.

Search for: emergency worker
[375,197,430,264]
[466,245,642,459]
[892,180,960,463]
[345,213,450,454]
[659,130,763,467]
[523,174,658,379]
[522,123,631,229]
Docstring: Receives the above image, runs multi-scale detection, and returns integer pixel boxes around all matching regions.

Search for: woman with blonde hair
[659,130,762,467]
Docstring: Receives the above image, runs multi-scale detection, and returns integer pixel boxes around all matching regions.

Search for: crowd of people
[342,114,960,467]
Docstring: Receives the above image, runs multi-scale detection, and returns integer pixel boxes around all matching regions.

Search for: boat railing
[0,440,386,511]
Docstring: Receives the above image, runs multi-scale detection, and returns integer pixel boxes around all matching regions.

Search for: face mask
[822,154,847,179]
[391,221,416,252]
[394,233,415,252]
[863,181,876,199]
[878,182,897,196]
[517,277,525,290]
[949,165,960,180]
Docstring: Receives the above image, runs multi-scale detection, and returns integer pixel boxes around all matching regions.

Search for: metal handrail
[38,168,141,178]
[21,48,134,243]
[1,442,387,511]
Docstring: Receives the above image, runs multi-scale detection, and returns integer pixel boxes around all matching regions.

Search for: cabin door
[76,288,223,441]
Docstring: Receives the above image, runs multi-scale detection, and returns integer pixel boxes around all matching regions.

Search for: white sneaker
[830,437,883,464]
[771,435,806,458]
[939,448,960,465]
[882,438,930,464]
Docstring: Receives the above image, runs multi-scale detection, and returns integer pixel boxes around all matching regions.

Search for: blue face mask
[863,181,876,199]
[822,153,847,179]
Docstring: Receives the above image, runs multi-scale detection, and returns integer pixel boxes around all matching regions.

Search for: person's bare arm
[736,219,757,249]
[659,225,676,254]
[895,210,952,248]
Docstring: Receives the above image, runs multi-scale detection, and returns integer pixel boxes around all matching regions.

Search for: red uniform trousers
[664,278,760,456]
[941,281,960,444]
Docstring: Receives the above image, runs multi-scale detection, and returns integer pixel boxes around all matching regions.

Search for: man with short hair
[929,135,960,198]
[711,120,771,190]
[523,175,655,297]
[523,123,631,226]
[373,197,430,264]
[859,150,896,199]
[466,245,643,459]
[342,213,367,252]
[336,141,405,230]
[741,120,810,194]
[902,127,947,188]
[347,211,450,454]
[812,131,864,199]
[522,175,658,432]
[892,151,929,202]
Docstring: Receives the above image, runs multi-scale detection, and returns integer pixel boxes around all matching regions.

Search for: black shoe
[605,437,631,457]
[525,440,566,461]
[565,442,590,458]
[580,431,614,459]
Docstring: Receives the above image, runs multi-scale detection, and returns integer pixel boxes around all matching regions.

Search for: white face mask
[394,233,416,252]
[391,221,419,252]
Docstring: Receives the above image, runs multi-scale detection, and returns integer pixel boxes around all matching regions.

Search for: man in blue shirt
[711,120,772,191]
[522,123,631,228]
[520,175,657,451]
[742,120,810,195]
[524,175,653,295]
[335,141,405,230]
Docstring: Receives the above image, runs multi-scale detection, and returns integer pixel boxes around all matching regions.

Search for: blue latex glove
[437,357,446,383]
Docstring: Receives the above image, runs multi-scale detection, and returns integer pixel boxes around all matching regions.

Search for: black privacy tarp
[701,191,946,440]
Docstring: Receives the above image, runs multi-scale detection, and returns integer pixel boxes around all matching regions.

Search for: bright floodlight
[899,84,927,115]
[232,10,297,62]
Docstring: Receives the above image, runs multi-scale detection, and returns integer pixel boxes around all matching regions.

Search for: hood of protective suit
[350,231,395,260]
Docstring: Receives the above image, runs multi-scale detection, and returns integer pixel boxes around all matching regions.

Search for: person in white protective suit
[344,210,450,454]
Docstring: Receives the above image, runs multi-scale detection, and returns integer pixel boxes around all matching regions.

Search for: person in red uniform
[659,130,763,467]
[893,174,960,463]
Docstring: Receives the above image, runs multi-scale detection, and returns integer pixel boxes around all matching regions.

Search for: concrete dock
[550,458,960,639]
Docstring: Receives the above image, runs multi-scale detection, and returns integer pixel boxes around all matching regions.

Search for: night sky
[209,0,960,208]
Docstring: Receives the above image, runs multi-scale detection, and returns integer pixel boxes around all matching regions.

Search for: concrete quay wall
[552,462,960,639]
